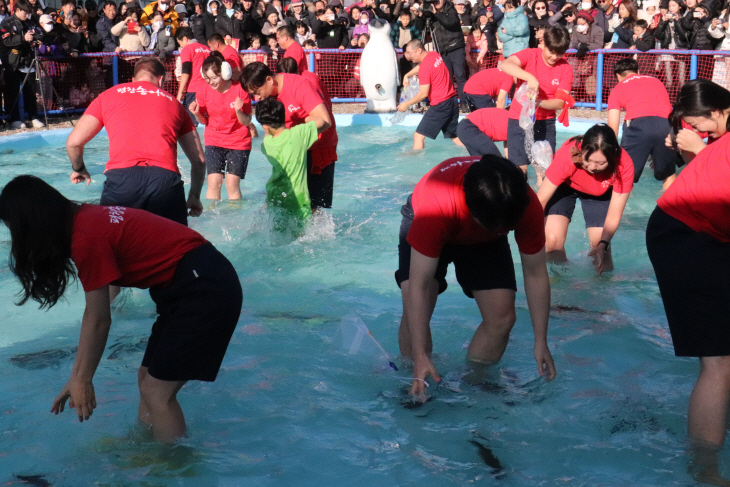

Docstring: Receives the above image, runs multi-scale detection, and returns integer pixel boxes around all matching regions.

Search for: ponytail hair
[669,79,730,133]
[568,123,622,179]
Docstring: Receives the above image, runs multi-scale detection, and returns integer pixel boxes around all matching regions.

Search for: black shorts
[306,152,335,209]
[143,242,243,381]
[205,146,251,178]
[456,118,502,157]
[507,118,556,168]
[621,116,683,182]
[100,166,188,226]
[182,92,198,127]
[416,96,459,140]
[544,184,612,228]
[646,207,730,357]
[464,92,495,111]
[394,195,517,298]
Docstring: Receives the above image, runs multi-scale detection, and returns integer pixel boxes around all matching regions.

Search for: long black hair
[669,79,730,134]
[0,175,77,309]
[568,124,622,179]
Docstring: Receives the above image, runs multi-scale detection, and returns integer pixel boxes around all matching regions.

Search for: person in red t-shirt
[500,26,573,174]
[397,39,461,151]
[396,155,556,398]
[207,33,243,81]
[276,25,308,74]
[175,27,212,125]
[0,175,242,444]
[456,107,509,157]
[189,53,253,201]
[607,58,683,190]
[66,57,206,227]
[241,62,338,209]
[463,67,515,110]
[537,124,634,275]
[646,81,730,482]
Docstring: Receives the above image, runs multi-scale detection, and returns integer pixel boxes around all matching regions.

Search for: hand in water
[51,378,96,421]
[411,355,440,397]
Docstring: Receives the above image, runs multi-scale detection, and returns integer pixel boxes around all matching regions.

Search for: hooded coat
[499,5,530,57]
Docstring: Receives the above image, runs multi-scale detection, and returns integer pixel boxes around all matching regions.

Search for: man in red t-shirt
[607,58,683,189]
[397,39,461,150]
[175,27,211,125]
[242,62,338,209]
[66,57,206,227]
[207,33,243,81]
[396,155,556,397]
[456,107,509,157]
[500,26,573,174]
[463,67,514,110]
[276,25,308,75]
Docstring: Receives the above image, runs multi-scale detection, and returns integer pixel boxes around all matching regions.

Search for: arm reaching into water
[520,249,556,380]
[67,114,104,186]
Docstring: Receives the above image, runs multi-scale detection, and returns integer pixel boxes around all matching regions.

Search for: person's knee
[701,356,730,385]
[482,308,516,336]
[545,232,566,252]
[139,375,177,409]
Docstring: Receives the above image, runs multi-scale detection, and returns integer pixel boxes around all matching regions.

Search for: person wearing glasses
[528,0,551,47]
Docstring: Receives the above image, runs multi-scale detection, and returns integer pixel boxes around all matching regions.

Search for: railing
[7,48,730,121]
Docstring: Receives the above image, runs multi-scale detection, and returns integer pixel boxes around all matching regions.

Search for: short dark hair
[255,97,285,129]
[614,57,638,76]
[62,0,75,7]
[208,33,225,45]
[276,25,294,39]
[241,61,274,92]
[462,156,532,231]
[133,56,166,78]
[277,56,299,74]
[568,124,622,181]
[405,38,424,51]
[175,26,194,41]
[14,0,32,13]
[635,19,648,29]
[102,0,116,9]
[543,25,570,55]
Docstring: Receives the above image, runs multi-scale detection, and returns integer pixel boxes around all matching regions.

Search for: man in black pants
[425,0,468,112]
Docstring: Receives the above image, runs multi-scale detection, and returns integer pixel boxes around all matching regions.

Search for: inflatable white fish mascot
[359,18,399,113]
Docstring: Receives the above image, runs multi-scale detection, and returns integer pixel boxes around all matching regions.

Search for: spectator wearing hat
[189,0,215,44]
[453,0,473,26]
[286,0,314,28]
[140,0,180,34]
[598,0,621,44]
[262,5,285,35]
[329,0,350,24]
[570,9,604,49]
[499,0,529,57]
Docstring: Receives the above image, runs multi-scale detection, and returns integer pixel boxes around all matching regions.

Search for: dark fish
[468,440,505,478]
[10,348,77,370]
[106,336,148,360]
[14,474,51,486]
[551,305,591,313]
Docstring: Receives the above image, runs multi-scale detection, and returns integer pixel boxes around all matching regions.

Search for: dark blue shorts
[456,118,502,157]
[621,116,683,182]
[306,152,335,209]
[544,184,611,228]
[394,195,517,298]
[144,242,242,382]
[464,92,495,111]
[100,166,188,226]
[182,92,198,127]
[205,146,251,178]
[416,96,459,140]
[507,118,556,168]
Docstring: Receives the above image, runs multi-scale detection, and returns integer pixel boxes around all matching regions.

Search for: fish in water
[14,474,51,486]
[468,440,505,479]
[10,348,77,370]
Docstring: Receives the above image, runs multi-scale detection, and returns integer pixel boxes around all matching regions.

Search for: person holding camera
[0,0,45,129]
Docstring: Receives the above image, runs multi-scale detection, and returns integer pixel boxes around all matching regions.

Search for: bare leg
[466,289,517,364]
[544,214,570,263]
[398,279,439,358]
[109,286,121,304]
[139,372,188,444]
[452,137,464,147]
[413,132,426,151]
[137,366,152,427]
[662,173,677,191]
[224,174,242,200]
[587,227,613,272]
[206,174,223,201]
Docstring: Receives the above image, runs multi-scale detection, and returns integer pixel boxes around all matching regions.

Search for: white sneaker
[11,121,26,129]
[31,119,45,128]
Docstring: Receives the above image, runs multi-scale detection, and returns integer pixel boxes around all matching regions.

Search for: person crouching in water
[0,175,242,443]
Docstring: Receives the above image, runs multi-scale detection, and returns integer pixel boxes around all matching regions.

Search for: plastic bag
[334,313,398,371]
[515,83,538,164]
[389,75,420,125]
[531,140,553,179]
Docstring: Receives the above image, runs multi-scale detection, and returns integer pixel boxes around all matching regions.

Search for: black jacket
[654,16,689,49]
[633,29,655,51]
[214,10,242,39]
[190,11,215,43]
[286,9,314,29]
[240,5,264,35]
[311,17,349,48]
[0,15,36,71]
[429,1,465,54]
[96,15,119,52]
[612,19,634,48]
[681,10,714,49]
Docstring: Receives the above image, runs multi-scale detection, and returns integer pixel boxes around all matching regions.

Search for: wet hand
[188,100,200,115]
[187,196,203,217]
[675,128,706,155]
[588,242,607,275]
[397,101,409,112]
[411,355,440,397]
[51,379,96,421]
[534,342,556,381]
[70,167,92,186]
[527,76,539,92]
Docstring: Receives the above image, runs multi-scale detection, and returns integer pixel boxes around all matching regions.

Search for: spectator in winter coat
[140,0,179,34]
[311,6,349,48]
[286,0,313,28]
[352,10,369,37]
[528,0,551,46]
[683,2,713,49]
[390,8,424,48]
[261,6,285,35]
[189,0,215,43]
[610,0,637,48]
[111,7,150,51]
[97,0,120,54]
[569,9,603,49]
[630,18,655,50]
[148,10,176,58]
[499,0,530,58]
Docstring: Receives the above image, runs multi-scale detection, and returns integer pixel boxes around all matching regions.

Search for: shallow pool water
[0,123,711,486]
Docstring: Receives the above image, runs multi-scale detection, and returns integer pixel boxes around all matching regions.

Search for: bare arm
[588,191,630,275]
[178,130,206,216]
[499,55,539,91]
[67,114,104,186]
[496,89,508,109]
[177,73,191,101]
[51,286,112,421]
[607,109,621,137]
[397,84,430,112]
[537,90,567,111]
[536,178,559,208]
[304,103,332,133]
[520,249,556,380]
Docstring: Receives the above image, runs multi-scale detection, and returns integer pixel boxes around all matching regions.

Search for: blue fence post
[595,51,604,111]
[112,55,119,86]
[690,54,698,80]
[308,52,315,72]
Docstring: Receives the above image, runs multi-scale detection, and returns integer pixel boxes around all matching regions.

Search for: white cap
[39,14,54,32]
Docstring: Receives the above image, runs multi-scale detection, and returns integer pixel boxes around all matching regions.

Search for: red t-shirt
[464,67,513,99]
[221,44,242,71]
[277,73,326,129]
[607,74,672,120]
[419,51,457,106]
[300,71,337,151]
[284,41,309,75]
[546,139,634,196]
[85,81,194,173]
[180,41,212,94]
[407,157,546,258]
[196,82,252,150]
[466,108,509,142]
[658,132,730,242]
[508,48,573,121]
[71,205,207,292]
